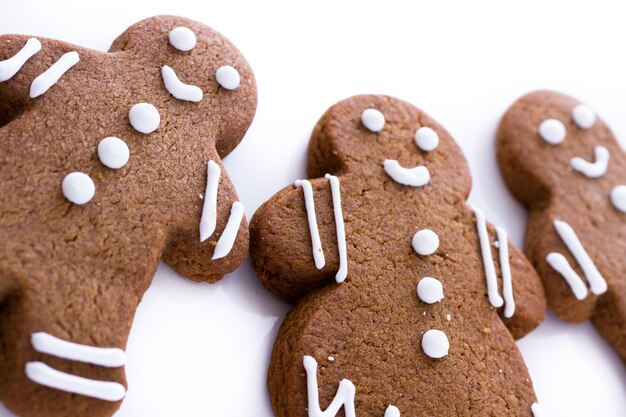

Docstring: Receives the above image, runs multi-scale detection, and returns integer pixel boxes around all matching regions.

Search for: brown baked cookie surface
[0,16,256,417]
[498,90,626,362]
[250,95,546,416]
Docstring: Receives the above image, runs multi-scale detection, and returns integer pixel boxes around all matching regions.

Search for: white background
[1,1,626,416]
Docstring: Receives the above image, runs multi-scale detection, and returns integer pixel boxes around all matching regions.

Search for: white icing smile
[383,159,430,187]
[570,145,609,178]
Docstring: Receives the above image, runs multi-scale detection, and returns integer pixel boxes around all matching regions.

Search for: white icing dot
[62,172,95,205]
[215,65,240,90]
[531,402,543,417]
[416,277,444,304]
[415,127,439,152]
[421,329,449,359]
[412,229,439,256]
[129,103,160,134]
[361,108,385,132]
[384,405,400,417]
[572,104,596,129]
[168,27,196,52]
[611,185,626,213]
[538,119,566,145]
[97,137,129,169]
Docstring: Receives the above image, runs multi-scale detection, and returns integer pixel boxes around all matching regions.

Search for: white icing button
[215,65,240,90]
[129,103,160,134]
[611,185,626,213]
[572,104,596,129]
[417,277,444,304]
[538,119,566,145]
[384,405,400,417]
[415,127,439,152]
[361,108,385,132]
[97,137,129,169]
[62,172,95,205]
[421,329,449,359]
[168,27,196,52]
[412,229,439,256]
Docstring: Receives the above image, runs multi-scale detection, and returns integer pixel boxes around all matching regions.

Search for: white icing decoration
[296,179,325,269]
[384,405,400,417]
[29,51,79,98]
[25,362,126,401]
[546,253,588,300]
[215,65,240,90]
[446,314,451,321]
[129,103,160,134]
[31,332,125,368]
[414,127,439,152]
[383,160,430,187]
[361,108,385,132]
[303,355,356,417]
[538,118,566,145]
[471,206,505,308]
[572,104,596,129]
[62,172,95,205]
[421,329,449,359]
[0,38,41,82]
[97,137,129,169]
[496,227,515,318]
[553,219,607,295]
[416,277,444,304]
[412,229,439,256]
[168,27,196,52]
[200,160,221,242]
[570,146,609,178]
[212,201,245,260]
[325,174,348,283]
[161,65,203,102]
[611,185,626,213]
[531,402,543,417]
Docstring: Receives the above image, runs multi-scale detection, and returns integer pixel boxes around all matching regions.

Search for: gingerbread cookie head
[497,90,626,362]
[251,95,546,416]
[0,16,255,417]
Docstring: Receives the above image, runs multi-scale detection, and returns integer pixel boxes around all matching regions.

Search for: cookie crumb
[446,314,451,321]
[328,356,335,361]
[482,327,491,334]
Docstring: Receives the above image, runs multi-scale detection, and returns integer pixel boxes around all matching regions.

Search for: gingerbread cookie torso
[0,16,256,417]
[250,95,546,416]
[498,90,626,362]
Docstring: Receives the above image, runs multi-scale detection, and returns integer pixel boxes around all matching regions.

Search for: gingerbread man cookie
[0,16,255,417]
[250,95,547,416]
[498,90,626,362]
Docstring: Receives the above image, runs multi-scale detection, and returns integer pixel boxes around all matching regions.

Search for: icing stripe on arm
[200,160,221,242]
[0,38,41,82]
[212,201,245,260]
[30,51,79,98]
[31,332,126,368]
[546,252,588,300]
[495,227,515,318]
[325,174,348,283]
[471,206,504,308]
[303,355,356,417]
[295,179,325,269]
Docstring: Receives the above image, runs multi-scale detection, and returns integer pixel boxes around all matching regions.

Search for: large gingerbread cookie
[0,16,256,417]
[498,90,626,362]
[250,95,547,416]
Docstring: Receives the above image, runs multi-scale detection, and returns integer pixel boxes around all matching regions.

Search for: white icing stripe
[212,201,244,260]
[554,220,607,295]
[471,206,504,308]
[570,146,609,178]
[383,159,430,187]
[0,38,41,82]
[303,355,356,417]
[200,160,221,242]
[496,227,515,318]
[325,174,348,283]
[546,252,588,300]
[25,362,126,401]
[161,65,203,103]
[295,179,326,269]
[31,332,125,368]
[384,405,400,417]
[29,51,79,98]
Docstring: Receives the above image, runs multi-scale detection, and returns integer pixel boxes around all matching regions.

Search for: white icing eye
[611,185,626,213]
[571,104,596,129]
[412,229,439,256]
[168,27,196,52]
[416,277,444,304]
[98,137,129,169]
[129,103,160,134]
[215,65,240,90]
[62,172,95,205]
[415,127,439,152]
[421,329,449,359]
[361,108,385,132]
[538,119,566,145]
[384,405,400,417]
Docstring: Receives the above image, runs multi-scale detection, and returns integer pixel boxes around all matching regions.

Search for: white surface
[1,0,626,416]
